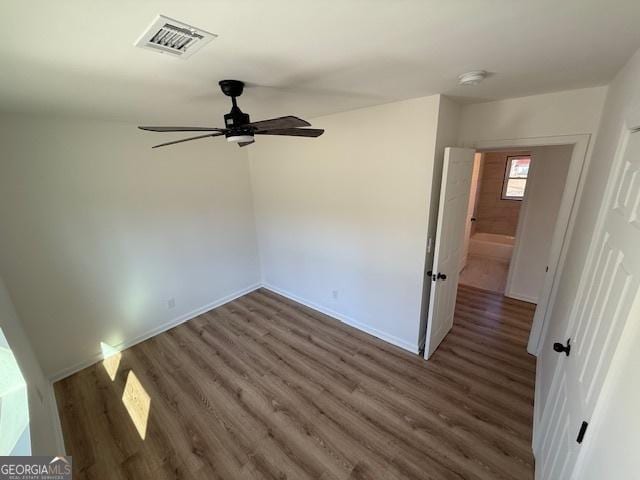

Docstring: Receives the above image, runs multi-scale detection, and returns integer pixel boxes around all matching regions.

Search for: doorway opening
[459,150,533,294]
[459,144,574,306]
[460,144,574,309]
[422,135,590,360]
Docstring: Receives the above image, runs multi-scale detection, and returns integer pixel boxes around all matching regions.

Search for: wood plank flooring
[55,285,537,479]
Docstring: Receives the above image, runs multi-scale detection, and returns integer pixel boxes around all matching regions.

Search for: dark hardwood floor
[55,284,536,479]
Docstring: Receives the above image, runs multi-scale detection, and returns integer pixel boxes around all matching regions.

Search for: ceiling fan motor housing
[223,105,253,142]
[223,106,253,141]
[224,106,250,130]
[220,80,252,139]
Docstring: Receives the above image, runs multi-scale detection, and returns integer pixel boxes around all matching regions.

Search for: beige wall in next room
[475,151,529,236]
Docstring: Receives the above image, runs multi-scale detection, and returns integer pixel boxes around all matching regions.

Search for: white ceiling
[1,0,639,125]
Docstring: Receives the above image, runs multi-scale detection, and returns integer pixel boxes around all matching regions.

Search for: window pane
[506,178,527,198]
[509,158,530,178]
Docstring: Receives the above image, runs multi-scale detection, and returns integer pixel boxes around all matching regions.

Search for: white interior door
[461,152,482,271]
[424,147,475,359]
[536,128,640,479]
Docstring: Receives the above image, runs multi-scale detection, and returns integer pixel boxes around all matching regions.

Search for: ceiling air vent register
[135,15,217,59]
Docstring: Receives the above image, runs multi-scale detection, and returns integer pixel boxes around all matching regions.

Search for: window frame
[501,155,531,201]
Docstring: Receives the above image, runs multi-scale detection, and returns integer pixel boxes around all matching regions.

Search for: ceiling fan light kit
[139,79,324,149]
[227,134,254,143]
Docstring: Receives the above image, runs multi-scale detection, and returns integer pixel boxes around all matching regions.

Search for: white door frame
[460,153,483,272]
[474,134,591,357]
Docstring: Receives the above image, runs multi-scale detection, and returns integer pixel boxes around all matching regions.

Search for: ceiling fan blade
[152,132,223,149]
[247,116,311,131]
[139,126,226,132]
[238,140,255,147]
[255,128,324,138]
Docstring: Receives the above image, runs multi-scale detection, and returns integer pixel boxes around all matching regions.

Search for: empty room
[1,1,640,479]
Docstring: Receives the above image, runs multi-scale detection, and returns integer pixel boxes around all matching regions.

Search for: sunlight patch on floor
[100,342,122,381]
[122,370,150,440]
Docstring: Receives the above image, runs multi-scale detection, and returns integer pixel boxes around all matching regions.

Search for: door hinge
[576,421,588,444]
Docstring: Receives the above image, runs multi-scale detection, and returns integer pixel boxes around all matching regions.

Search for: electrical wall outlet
[167,297,176,309]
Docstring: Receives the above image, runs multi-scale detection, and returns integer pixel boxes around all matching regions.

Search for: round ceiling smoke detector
[458,70,488,86]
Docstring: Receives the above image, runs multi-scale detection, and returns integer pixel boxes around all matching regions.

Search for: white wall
[250,95,444,351]
[506,144,573,303]
[0,275,63,454]
[459,86,607,144]
[0,114,261,379]
[418,96,461,348]
[429,96,463,254]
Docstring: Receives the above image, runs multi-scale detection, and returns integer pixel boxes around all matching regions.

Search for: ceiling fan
[139,80,324,149]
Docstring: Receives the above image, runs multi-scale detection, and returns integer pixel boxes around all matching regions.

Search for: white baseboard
[46,280,418,448]
[261,283,419,354]
[48,283,262,382]
[505,291,539,304]
[49,280,420,382]
[45,381,67,454]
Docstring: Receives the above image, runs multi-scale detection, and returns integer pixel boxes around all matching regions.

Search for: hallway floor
[55,286,536,479]
[459,254,511,293]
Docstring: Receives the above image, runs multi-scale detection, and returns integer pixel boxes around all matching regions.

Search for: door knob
[553,338,571,357]
[437,272,447,281]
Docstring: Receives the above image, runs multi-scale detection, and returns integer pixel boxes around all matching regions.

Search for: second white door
[424,147,475,359]
[535,125,640,479]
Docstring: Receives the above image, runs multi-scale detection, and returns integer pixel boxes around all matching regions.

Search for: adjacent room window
[502,155,531,200]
